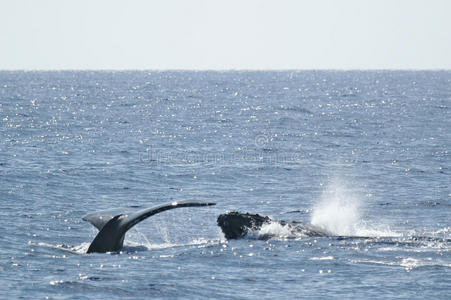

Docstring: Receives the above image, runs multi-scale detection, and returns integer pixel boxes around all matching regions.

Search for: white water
[257,221,297,240]
[310,179,399,237]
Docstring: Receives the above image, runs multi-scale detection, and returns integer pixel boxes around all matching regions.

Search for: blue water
[0,71,450,299]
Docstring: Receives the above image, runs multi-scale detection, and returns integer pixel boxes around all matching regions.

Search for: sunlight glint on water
[0,71,449,299]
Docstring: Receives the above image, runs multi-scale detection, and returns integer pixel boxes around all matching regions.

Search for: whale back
[217,211,330,240]
[217,211,271,239]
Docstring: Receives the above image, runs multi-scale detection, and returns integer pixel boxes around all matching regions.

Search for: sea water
[0,71,450,299]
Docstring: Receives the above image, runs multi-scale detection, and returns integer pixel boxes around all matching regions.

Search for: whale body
[83,201,215,253]
[217,211,451,245]
[217,211,329,240]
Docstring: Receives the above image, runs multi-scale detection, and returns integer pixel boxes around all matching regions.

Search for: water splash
[256,221,298,240]
[310,179,362,236]
[310,179,399,237]
[30,241,91,254]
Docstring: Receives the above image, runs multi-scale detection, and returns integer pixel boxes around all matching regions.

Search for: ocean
[0,70,450,299]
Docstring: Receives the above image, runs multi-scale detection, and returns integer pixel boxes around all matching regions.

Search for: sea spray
[310,179,400,237]
[311,179,363,236]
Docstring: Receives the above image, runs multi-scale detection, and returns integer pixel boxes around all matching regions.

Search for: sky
[0,0,450,70]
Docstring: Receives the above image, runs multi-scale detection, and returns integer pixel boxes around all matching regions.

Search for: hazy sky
[1,0,450,70]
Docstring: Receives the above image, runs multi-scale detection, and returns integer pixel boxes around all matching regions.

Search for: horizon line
[0,68,450,72]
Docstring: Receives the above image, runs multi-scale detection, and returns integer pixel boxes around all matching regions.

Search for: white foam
[124,237,221,251]
[31,239,221,255]
[30,241,90,254]
[310,256,335,261]
[350,257,451,270]
[433,226,451,235]
[256,221,296,240]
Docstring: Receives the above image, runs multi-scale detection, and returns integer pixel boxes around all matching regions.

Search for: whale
[217,211,451,245]
[83,201,215,253]
[217,211,329,240]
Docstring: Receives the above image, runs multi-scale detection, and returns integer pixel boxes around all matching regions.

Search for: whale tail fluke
[84,201,215,253]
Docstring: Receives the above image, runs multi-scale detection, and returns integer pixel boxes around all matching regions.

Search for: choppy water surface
[0,71,450,299]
